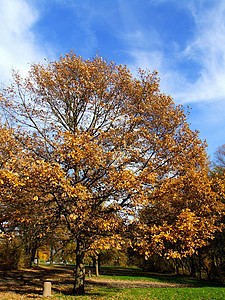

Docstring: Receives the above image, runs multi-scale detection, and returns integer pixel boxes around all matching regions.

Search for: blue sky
[1,0,225,159]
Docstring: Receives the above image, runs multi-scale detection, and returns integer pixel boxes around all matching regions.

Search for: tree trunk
[50,245,54,265]
[190,257,196,278]
[73,239,86,295]
[198,252,202,280]
[173,259,179,275]
[95,255,99,277]
[92,254,100,276]
[98,254,101,275]
[30,244,37,267]
[37,249,40,266]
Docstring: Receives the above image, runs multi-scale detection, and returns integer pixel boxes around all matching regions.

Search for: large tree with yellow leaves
[0,53,223,294]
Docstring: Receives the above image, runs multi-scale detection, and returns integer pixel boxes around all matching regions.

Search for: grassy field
[0,265,224,299]
[53,287,225,300]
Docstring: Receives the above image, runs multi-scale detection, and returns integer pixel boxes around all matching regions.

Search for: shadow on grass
[1,264,224,299]
[99,266,225,287]
[55,286,121,298]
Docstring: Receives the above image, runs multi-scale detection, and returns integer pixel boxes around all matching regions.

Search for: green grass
[52,287,225,300]
[98,266,222,287]
[48,266,225,299]
[1,264,224,299]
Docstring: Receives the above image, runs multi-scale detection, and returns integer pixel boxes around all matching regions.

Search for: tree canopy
[0,52,224,294]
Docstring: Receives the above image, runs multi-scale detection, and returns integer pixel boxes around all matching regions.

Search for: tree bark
[73,239,86,295]
[198,252,202,280]
[98,254,101,275]
[92,254,100,276]
[95,255,99,277]
[50,245,54,265]
[37,249,40,267]
[190,256,196,278]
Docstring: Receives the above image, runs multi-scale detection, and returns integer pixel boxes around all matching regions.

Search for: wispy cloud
[0,0,47,83]
[176,0,225,103]
[123,0,225,104]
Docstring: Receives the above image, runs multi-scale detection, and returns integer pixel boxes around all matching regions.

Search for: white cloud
[174,0,225,103]
[0,0,47,83]
[128,49,163,73]
[125,0,225,104]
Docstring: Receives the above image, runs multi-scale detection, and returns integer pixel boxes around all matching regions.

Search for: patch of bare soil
[0,265,191,299]
[86,278,189,289]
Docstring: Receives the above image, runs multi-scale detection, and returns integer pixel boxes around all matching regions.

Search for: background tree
[0,52,223,294]
[202,146,225,281]
[135,166,223,260]
[134,145,225,281]
[213,144,225,169]
[87,233,130,276]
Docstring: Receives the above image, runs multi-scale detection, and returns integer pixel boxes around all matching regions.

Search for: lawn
[0,265,224,299]
[54,287,225,300]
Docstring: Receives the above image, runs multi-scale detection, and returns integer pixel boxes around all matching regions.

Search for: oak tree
[1,52,223,294]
